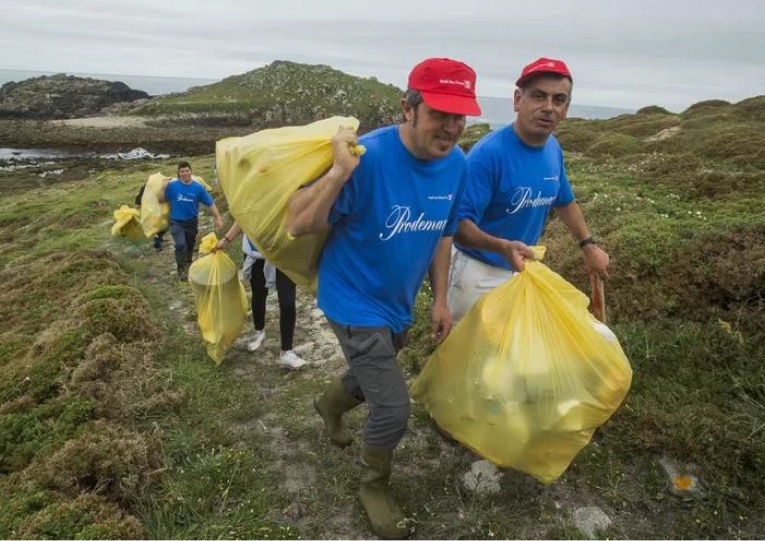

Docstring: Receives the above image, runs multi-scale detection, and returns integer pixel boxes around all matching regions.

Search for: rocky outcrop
[131,60,403,131]
[0,61,403,137]
[0,74,150,120]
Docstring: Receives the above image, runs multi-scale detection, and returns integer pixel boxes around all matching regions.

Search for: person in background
[286,57,482,539]
[448,57,611,321]
[134,183,166,252]
[215,223,307,370]
[159,160,224,280]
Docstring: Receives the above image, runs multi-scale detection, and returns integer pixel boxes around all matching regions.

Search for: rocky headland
[0,73,149,120]
[0,61,403,155]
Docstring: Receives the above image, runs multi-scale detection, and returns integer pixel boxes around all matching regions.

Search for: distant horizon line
[0,68,637,112]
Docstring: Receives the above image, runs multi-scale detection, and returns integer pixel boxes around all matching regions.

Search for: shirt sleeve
[198,183,214,206]
[554,151,575,207]
[165,182,176,202]
[443,167,467,237]
[328,170,357,226]
[457,146,496,224]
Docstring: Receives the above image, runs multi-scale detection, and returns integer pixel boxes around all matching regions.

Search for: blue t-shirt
[318,125,467,333]
[456,124,575,269]
[165,179,214,221]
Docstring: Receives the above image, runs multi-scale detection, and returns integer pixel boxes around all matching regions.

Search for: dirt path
[135,221,377,538]
[131,217,627,539]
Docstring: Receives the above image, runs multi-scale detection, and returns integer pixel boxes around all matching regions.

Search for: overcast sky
[2,0,764,111]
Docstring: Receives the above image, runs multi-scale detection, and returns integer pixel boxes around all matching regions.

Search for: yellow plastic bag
[411,255,632,484]
[140,172,170,238]
[193,175,213,192]
[216,116,363,291]
[188,233,249,364]
[110,205,143,240]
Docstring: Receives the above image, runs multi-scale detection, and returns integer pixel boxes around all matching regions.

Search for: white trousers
[448,248,517,323]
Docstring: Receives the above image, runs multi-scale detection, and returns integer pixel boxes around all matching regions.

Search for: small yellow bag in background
[216,116,364,292]
[111,205,143,240]
[140,172,170,238]
[411,252,633,484]
[188,233,249,365]
[193,175,213,192]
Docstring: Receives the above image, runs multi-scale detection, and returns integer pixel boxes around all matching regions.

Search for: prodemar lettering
[379,205,448,241]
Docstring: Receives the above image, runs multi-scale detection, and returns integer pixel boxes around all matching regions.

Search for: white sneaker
[247,330,266,352]
[233,332,255,351]
[280,350,307,370]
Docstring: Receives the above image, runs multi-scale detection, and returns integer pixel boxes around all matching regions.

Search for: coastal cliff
[0,74,149,119]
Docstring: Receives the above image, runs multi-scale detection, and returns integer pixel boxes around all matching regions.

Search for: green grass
[1,98,764,538]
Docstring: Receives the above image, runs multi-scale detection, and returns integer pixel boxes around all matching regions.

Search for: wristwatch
[578,236,597,249]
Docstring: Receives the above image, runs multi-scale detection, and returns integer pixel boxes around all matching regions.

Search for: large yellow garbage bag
[216,116,364,291]
[188,233,249,365]
[411,257,632,484]
[140,172,170,238]
[110,205,143,240]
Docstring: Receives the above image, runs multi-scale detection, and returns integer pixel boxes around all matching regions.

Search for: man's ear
[513,88,522,113]
[401,98,413,122]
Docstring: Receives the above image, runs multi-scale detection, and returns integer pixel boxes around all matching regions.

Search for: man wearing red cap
[449,57,610,321]
[286,57,482,539]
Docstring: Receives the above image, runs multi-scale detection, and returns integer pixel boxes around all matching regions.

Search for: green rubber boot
[175,252,189,281]
[359,445,409,539]
[313,378,361,448]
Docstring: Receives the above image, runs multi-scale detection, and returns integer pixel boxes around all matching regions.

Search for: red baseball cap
[515,57,572,87]
[407,57,482,116]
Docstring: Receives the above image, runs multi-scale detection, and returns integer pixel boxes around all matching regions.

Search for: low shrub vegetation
[1,96,763,538]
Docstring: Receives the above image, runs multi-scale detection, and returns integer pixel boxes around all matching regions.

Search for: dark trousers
[153,229,167,250]
[329,320,409,449]
[250,259,296,352]
[169,217,198,257]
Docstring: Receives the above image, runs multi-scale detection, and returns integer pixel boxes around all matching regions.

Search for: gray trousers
[329,320,409,449]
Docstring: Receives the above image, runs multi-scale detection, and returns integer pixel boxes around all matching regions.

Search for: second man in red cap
[449,57,611,322]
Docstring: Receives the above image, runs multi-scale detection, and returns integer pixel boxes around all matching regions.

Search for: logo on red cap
[407,58,482,116]
[516,57,572,87]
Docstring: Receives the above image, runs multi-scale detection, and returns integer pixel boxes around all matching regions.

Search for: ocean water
[0,69,218,97]
[1,69,633,125]
[475,96,632,126]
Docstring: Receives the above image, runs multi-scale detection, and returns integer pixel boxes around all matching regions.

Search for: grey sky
[2,0,763,111]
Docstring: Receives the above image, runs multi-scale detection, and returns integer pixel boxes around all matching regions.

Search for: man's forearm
[428,237,453,304]
[287,166,351,237]
[455,219,505,253]
[224,222,242,240]
[208,203,222,220]
[555,201,590,242]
